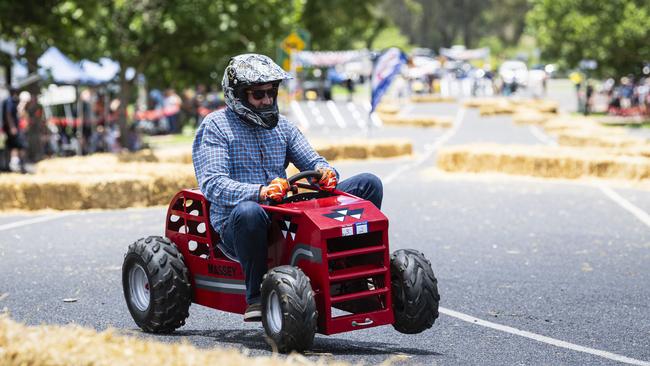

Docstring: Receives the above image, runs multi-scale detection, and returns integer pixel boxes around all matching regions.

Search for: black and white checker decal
[279,216,298,241]
[323,207,364,222]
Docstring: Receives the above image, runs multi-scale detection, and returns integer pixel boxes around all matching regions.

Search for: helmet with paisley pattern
[222,53,292,129]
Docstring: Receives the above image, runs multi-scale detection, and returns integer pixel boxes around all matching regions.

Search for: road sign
[281,31,306,54]
[278,29,310,71]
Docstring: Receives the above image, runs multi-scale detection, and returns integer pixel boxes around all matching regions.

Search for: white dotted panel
[188,240,198,251]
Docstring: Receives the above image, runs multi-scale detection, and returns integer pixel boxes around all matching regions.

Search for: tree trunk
[117,66,131,150]
[1,56,12,86]
[463,22,473,48]
[365,19,387,50]
[24,51,44,162]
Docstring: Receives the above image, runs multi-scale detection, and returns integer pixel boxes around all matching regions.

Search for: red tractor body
[123,172,438,352]
[165,188,394,335]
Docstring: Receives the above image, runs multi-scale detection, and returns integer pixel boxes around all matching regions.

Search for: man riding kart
[192,53,383,321]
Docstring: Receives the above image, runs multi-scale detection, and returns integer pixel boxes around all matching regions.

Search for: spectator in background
[79,89,94,154]
[181,88,196,129]
[620,76,633,109]
[639,78,650,114]
[126,123,142,152]
[2,88,28,173]
[584,82,594,116]
[148,89,167,133]
[345,78,355,102]
[164,89,182,133]
[194,84,207,126]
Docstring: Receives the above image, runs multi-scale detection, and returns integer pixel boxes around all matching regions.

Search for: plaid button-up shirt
[192,108,335,236]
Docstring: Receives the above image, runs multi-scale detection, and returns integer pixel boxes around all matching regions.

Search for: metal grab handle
[351,318,373,327]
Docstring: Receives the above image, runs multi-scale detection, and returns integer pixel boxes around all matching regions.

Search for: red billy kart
[122,170,440,353]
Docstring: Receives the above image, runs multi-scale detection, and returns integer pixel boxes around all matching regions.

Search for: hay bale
[9,137,413,212]
[379,114,453,128]
[478,100,516,115]
[0,314,349,366]
[517,99,559,114]
[312,139,412,160]
[339,144,368,159]
[615,146,650,158]
[81,175,153,209]
[557,131,649,149]
[154,146,193,164]
[0,173,152,210]
[36,154,121,174]
[0,180,25,210]
[117,149,159,163]
[0,174,87,210]
[314,145,340,161]
[410,94,455,103]
[147,168,198,206]
[437,144,650,181]
[511,109,555,125]
[465,97,559,116]
[375,103,400,114]
[369,140,413,158]
[463,98,502,108]
[4,162,196,211]
[542,116,628,136]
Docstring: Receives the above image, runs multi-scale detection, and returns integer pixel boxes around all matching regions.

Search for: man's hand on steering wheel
[260,177,290,202]
[316,167,337,192]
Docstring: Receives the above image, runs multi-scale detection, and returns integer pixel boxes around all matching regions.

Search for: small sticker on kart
[342,226,354,236]
[355,221,368,234]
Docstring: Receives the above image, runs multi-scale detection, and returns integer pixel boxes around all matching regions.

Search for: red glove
[318,168,337,192]
[264,177,289,202]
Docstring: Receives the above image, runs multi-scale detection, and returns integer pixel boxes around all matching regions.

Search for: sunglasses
[247,87,278,100]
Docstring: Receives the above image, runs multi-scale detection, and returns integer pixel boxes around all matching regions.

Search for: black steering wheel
[270,170,332,205]
[288,170,322,186]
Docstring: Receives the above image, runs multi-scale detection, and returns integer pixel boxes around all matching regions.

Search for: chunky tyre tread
[123,236,191,333]
[391,249,440,334]
[261,266,317,353]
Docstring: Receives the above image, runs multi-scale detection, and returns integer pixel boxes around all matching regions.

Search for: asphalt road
[1,96,649,365]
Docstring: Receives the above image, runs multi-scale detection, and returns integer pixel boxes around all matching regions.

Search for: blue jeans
[220,173,383,304]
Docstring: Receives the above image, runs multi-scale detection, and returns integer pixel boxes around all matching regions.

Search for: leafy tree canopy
[527,0,650,77]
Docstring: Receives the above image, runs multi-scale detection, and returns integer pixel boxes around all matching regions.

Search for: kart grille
[326,232,389,318]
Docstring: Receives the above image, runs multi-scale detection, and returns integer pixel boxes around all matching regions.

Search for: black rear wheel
[391,249,440,334]
[122,236,191,333]
[261,266,317,353]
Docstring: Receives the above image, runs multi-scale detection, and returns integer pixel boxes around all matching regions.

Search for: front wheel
[391,249,440,334]
[122,236,191,333]
[261,266,317,353]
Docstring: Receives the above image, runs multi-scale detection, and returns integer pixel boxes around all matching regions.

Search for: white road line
[290,101,310,130]
[0,213,74,232]
[326,100,347,129]
[529,125,558,146]
[370,112,383,127]
[440,307,650,366]
[347,102,366,129]
[362,102,383,128]
[382,107,465,184]
[530,123,650,228]
[595,184,650,228]
[307,101,325,125]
